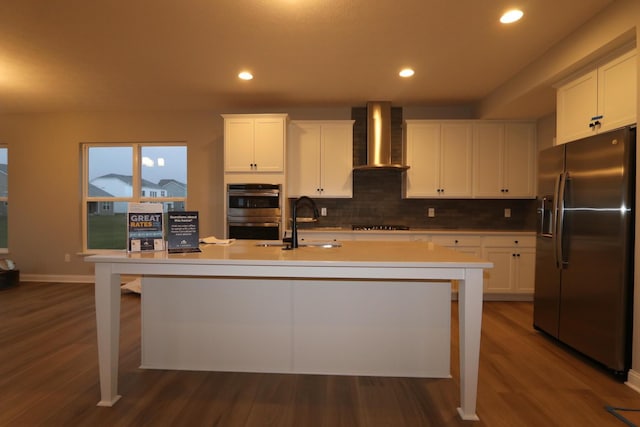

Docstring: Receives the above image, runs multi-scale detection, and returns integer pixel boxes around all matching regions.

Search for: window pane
[86,201,185,250]
[0,147,7,198]
[141,146,187,198]
[88,147,133,197]
[87,202,127,249]
[0,202,6,248]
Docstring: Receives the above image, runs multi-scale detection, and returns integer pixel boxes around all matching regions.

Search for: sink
[255,241,288,247]
[255,241,342,248]
[300,241,342,248]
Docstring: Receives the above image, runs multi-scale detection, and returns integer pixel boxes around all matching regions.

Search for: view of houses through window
[0,147,7,249]
[83,143,187,250]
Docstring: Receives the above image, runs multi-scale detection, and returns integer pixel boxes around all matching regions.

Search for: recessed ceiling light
[238,71,253,80]
[500,9,523,24]
[399,68,415,78]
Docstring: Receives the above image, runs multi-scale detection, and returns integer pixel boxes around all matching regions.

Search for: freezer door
[533,145,565,337]
[559,127,634,371]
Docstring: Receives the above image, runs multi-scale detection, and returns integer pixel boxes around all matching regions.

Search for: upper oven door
[227,183,281,219]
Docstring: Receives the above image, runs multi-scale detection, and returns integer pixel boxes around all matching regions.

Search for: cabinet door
[598,50,637,134]
[406,122,441,197]
[472,123,504,198]
[503,123,535,198]
[288,122,321,197]
[320,123,353,197]
[482,247,513,293]
[225,118,256,172]
[514,248,536,293]
[556,70,598,144]
[439,123,472,198]
[254,117,285,172]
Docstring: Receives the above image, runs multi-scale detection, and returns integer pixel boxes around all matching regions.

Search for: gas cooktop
[351,225,410,231]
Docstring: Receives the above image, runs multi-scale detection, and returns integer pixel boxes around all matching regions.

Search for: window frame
[81,142,187,253]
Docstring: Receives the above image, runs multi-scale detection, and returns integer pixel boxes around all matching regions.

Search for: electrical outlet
[504,208,511,218]
[321,207,327,217]
[64,253,71,262]
[427,208,435,218]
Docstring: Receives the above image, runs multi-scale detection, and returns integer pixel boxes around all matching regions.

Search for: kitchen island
[86,239,492,421]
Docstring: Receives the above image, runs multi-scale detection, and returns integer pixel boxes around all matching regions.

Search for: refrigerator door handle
[555,171,568,267]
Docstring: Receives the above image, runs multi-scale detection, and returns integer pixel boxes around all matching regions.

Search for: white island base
[88,240,489,421]
[141,277,452,377]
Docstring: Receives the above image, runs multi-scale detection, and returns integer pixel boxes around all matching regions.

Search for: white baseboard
[451,291,533,302]
[626,369,640,394]
[20,274,95,283]
[19,273,143,284]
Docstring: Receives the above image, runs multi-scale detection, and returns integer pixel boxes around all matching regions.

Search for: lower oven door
[228,222,281,240]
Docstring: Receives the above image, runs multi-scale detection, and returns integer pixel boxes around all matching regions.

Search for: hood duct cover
[354,101,409,171]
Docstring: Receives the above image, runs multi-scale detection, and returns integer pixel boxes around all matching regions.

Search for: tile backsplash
[290,169,537,231]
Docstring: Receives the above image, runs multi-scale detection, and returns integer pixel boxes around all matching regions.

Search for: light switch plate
[428,208,435,217]
[504,208,511,218]
[321,207,327,217]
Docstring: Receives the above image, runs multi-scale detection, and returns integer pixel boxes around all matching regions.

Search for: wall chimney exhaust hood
[354,101,409,171]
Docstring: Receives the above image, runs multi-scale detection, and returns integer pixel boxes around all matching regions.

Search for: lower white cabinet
[430,235,482,257]
[482,236,535,298]
[289,230,536,300]
[431,235,483,294]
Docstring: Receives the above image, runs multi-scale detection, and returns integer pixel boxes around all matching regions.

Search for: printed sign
[127,203,164,252]
[167,211,201,253]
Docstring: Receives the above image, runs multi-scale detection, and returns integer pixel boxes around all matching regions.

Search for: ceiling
[0,0,616,117]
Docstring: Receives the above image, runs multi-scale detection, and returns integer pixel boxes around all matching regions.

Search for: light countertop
[87,239,493,269]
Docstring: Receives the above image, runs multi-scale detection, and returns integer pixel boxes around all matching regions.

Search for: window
[0,146,7,250]
[82,143,187,251]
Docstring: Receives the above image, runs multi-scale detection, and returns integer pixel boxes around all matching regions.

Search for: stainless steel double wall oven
[227,184,281,240]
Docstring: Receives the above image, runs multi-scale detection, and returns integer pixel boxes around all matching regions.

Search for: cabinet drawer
[483,235,535,248]
[431,235,482,247]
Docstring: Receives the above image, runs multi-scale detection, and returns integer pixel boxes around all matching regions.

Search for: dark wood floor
[1,282,640,426]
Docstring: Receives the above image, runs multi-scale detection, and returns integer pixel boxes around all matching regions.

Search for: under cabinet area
[472,122,536,198]
[405,121,473,198]
[223,114,288,172]
[287,120,354,198]
[556,48,636,144]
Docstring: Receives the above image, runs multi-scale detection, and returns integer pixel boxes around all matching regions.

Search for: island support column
[94,263,122,407]
[457,268,483,421]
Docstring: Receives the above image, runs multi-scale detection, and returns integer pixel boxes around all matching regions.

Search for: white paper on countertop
[199,236,236,245]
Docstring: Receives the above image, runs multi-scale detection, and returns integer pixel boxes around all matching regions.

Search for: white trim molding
[625,369,640,394]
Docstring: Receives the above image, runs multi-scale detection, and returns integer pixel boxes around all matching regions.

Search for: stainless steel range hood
[354,101,409,171]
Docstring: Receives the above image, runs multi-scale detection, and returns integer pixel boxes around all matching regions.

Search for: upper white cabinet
[287,120,354,198]
[472,122,536,198]
[223,114,288,172]
[556,49,637,144]
[405,120,473,198]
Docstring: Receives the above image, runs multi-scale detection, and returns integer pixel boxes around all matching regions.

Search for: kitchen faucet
[285,196,319,249]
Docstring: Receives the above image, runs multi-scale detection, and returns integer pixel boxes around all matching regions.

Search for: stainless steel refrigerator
[534,126,636,374]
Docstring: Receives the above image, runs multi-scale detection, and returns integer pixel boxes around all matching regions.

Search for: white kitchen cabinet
[288,120,354,198]
[556,48,636,144]
[223,114,288,172]
[482,236,535,298]
[431,235,482,295]
[405,121,473,198]
[472,122,536,198]
[430,235,482,257]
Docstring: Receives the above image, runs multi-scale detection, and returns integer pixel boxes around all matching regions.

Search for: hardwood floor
[1,282,639,426]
